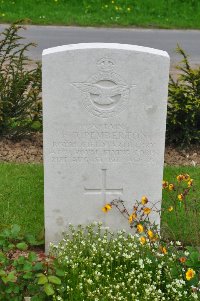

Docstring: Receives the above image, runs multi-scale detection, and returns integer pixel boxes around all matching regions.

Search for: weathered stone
[42,43,170,249]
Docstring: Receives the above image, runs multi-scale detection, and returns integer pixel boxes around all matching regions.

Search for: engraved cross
[84,169,123,203]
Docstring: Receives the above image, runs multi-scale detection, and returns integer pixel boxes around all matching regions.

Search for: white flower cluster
[50,223,199,301]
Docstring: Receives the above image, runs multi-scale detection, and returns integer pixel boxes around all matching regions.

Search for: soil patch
[0,134,42,164]
[0,134,199,166]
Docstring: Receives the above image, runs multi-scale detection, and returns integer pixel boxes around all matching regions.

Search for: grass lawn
[0,163,44,239]
[0,0,200,29]
[0,163,199,245]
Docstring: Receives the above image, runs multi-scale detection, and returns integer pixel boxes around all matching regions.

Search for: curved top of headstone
[42,43,169,59]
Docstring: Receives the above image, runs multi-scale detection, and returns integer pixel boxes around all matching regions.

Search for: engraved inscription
[73,58,135,118]
[84,168,123,203]
[50,123,163,165]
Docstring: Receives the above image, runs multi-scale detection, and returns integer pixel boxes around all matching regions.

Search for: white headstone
[43,43,170,249]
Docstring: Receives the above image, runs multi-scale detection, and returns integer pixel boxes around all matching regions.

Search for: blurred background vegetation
[0,0,200,28]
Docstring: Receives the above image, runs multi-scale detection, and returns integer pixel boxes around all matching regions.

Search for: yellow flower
[168,184,174,191]
[168,206,173,212]
[183,174,190,181]
[143,207,151,215]
[102,204,112,213]
[178,194,184,201]
[140,236,146,244]
[186,268,195,281]
[115,6,118,10]
[162,181,168,189]
[129,212,137,223]
[177,174,184,182]
[161,246,167,254]
[141,196,148,205]
[137,224,144,233]
[127,7,131,11]
[188,179,193,187]
[147,230,154,239]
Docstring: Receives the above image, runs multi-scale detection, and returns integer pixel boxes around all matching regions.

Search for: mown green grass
[0,0,200,29]
[0,163,199,245]
[0,163,44,238]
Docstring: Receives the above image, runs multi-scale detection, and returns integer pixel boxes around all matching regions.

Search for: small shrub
[0,225,48,301]
[0,224,66,301]
[167,45,200,146]
[49,223,200,301]
[0,22,42,139]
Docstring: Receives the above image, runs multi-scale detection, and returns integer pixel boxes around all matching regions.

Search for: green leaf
[23,272,33,279]
[0,269,6,277]
[55,268,65,277]
[36,273,45,277]
[28,251,37,262]
[0,252,6,262]
[2,229,10,238]
[24,262,33,271]
[31,120,42,130]
[16,242,28,251]
[13,285,20,293]
[25,234,37,246]
[0,239,5,247]
[38,275,48,285]
[33,262,43,271]
[44,283,55,296]
[5,287,12,293]
[2,276,8,284]
[17,255,26,265]
[48,275,61,285]
[190,251,199,262]
[7,243,15,250]
[10,224,21,237]
[6,271,17,283]
[171,265,180,278]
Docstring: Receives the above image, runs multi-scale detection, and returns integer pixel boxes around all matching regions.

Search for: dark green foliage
[167,46,200,146]
[0,23,42,139]
[0,224,62,300]
[0,225,47,301]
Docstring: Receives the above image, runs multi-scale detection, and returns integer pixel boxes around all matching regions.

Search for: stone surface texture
[42,43,170,248]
